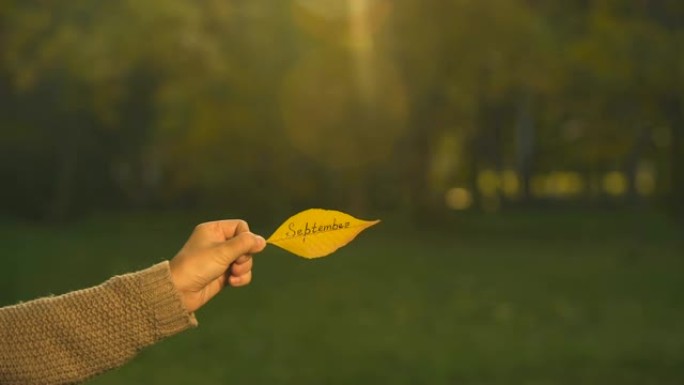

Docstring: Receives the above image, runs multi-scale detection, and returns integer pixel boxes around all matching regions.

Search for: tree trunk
[467,130,482,209]
[667,96,684,218]
[516,92,535,203]
[49,123,81,222]
[346,168,369,215]
[405,92,446,223]
[624,125,650,205]
[475,97,506,209]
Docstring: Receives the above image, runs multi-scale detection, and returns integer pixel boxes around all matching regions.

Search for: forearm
[0,261,197,385]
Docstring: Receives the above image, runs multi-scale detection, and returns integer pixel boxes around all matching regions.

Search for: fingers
[232,220,251,236]
[227,255,253,288]
[233,254,252,265]
[214,231,266,266]
[216,257,253,289]
[231,256,253,276]
[191,219,251,245]
[229,270,252,287]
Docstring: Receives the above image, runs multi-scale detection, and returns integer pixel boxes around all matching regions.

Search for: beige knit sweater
[0,261,197,385]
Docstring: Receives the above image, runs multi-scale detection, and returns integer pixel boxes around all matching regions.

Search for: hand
[169,220,266,313]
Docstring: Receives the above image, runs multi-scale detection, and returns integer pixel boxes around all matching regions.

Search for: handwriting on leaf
[266,209,380,259]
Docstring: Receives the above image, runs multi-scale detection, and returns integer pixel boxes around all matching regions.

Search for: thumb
[214,232,266,265]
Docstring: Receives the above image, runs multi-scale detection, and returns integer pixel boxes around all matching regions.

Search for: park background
[1,1,683,384]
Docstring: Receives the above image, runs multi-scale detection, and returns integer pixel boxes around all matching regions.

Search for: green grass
[1,210,683,384]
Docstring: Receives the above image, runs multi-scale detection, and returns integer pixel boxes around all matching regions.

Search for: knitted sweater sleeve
[0,261,198,385]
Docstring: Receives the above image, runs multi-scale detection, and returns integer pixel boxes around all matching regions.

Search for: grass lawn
[1,210,682,384]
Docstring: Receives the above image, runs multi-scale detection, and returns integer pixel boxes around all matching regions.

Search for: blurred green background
[1,0,683,384]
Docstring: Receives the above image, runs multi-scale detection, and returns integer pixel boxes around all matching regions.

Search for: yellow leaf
[266,208,380,259]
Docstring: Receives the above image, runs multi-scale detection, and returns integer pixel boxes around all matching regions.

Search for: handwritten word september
[285,218,351,242]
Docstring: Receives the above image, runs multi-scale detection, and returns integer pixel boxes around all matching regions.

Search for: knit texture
[0,261,197,385]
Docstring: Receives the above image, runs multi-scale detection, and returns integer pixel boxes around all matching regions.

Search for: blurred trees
[0,0,682,221]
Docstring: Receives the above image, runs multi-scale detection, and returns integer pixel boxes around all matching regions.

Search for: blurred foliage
[0,0,683,221]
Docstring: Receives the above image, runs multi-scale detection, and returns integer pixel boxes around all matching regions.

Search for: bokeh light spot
[445,188,473,210]
[502,170,520,198]
[477,170,500,197]
[636,162,656,196]
[280,52,408,170]
[603,171,627,196]
[292,0,391,47]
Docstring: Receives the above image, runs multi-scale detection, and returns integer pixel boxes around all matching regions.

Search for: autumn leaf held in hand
[267,209,380,259]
